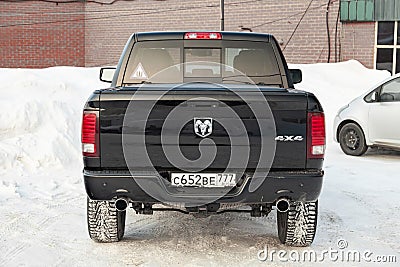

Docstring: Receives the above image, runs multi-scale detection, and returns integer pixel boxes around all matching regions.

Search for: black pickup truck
[82,31,325,247]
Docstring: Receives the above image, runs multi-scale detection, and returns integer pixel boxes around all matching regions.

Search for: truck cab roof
[134,31,273,42]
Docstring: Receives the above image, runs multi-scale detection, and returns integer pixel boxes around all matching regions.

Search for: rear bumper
[84,169,323,204]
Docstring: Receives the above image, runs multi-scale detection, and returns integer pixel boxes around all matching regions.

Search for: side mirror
[289,69,302,84]
[100,67,116,83]
[371,91,379,102]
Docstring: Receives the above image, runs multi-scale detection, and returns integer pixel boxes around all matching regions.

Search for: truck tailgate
[99,88,308,171]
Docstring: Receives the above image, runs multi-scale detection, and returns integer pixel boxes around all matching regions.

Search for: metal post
[220,0,225,31]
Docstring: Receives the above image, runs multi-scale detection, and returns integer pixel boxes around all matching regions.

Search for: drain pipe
[220,0,225,31]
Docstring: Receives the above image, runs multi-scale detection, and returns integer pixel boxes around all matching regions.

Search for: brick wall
[0,0,375,68]
[225,0,341,64]
[85,0,220,66]
[85,0,342,66]
[340,22,375,68]
[0,1,84,68]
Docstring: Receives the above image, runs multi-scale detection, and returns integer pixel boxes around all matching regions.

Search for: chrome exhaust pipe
[115,198,129,211]
[276,198,290,213]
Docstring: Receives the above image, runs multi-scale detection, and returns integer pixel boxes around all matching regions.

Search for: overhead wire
[1,0,341,61]
[0,0,265,28]
[251,1,326,29]
[1,0,133,4]
[0,8,162,16]
[282,0,314,51]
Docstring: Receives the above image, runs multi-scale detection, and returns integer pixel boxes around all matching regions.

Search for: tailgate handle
[189,103,218,108]
[194,104,214,108]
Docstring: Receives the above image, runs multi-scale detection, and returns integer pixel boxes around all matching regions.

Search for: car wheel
[87,198,126,242]
[339,123,368,156]
[277,201,318,247]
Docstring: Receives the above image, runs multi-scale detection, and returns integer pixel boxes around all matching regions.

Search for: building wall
[0,1,85,68]
[0,0,375,69]
[85,0,342,66]
[340,22,375,68]
[225,0,341,65]
[85,0,220,66]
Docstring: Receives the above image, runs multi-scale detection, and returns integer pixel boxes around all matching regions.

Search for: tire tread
[87,198,125,243]
[277,201,318,247]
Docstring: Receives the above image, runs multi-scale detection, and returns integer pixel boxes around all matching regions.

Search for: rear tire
[87,198,126,242]
[338,123,368,156]
[277,201,318,247]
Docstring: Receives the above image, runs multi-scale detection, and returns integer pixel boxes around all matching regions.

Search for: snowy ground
[0,61,399,266]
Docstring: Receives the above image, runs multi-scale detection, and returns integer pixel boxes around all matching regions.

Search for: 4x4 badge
[194,118,213,138]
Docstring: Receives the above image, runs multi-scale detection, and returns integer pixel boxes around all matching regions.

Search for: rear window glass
[184,48,221,77]
[124,41,182,83]
[123,40,282,86]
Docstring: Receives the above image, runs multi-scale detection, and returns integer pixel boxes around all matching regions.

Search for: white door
[368,77,400,147]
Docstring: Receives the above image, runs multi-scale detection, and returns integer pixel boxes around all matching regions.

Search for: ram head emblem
[194,118,213,138]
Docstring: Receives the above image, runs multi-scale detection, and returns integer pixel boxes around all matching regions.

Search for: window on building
[375,21,400,74]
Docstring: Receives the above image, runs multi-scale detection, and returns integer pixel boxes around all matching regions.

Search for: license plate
[171,173,237,187]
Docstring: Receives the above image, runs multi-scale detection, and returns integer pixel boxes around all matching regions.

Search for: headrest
[233,50,267,76]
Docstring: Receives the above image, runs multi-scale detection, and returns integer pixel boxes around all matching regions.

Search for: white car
[334,74,400,156]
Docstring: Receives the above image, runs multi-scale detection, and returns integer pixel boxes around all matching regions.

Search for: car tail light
[307,112,325,159]
[82,112,99,157]
[184,32,222,39]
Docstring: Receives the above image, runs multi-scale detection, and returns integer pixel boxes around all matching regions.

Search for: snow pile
[0,180,19,199]
[0,67,108,176]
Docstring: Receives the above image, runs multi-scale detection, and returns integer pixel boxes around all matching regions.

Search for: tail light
[307,112,325,159]
[184,32,222,39]
[81,112,99,157]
